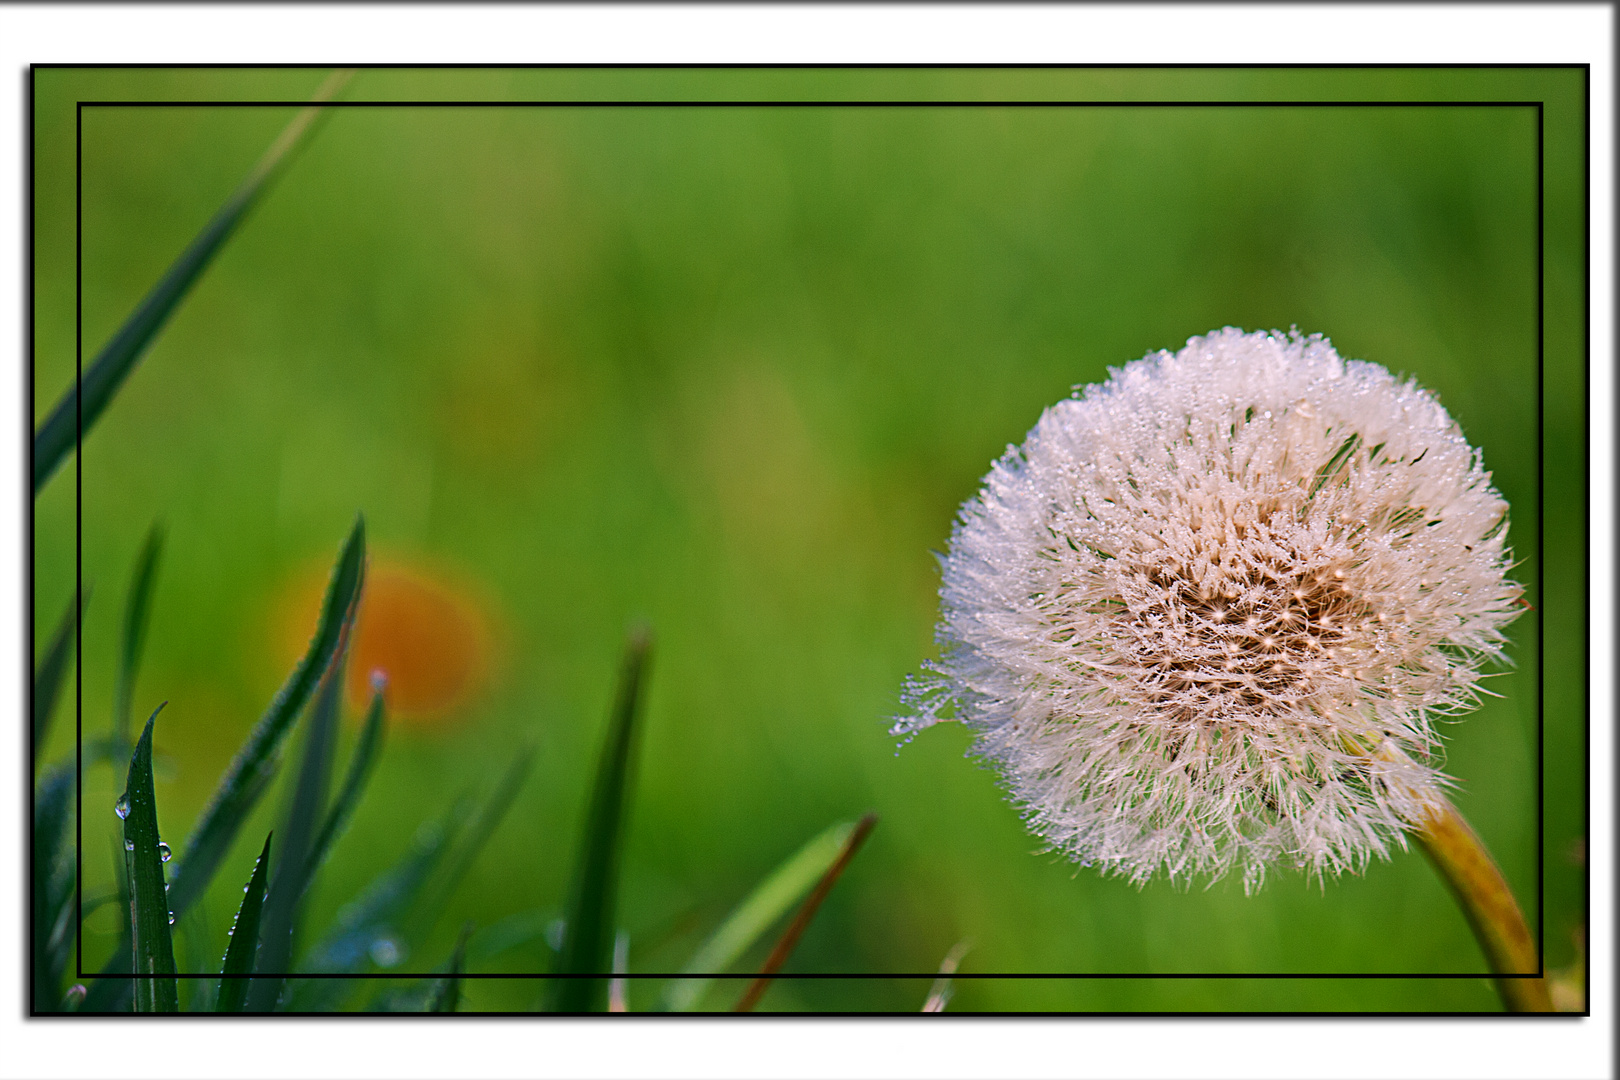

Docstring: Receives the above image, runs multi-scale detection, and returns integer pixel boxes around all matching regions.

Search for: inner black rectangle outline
[45,77,1563,989]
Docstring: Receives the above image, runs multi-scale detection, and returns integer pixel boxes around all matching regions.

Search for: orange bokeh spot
[276,558,495,727]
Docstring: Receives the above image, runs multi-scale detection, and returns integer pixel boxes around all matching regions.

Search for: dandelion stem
[1414,797,1552,1012]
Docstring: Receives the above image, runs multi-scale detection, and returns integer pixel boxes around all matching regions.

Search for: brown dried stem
[733,813,877,1013]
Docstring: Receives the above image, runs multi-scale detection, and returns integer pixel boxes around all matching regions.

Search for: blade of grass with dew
[662,819,862,1012]
[165,516,365,921]
[215,833,273,1013]
[31,70,353,496]
[112,523,164,755]
[286,798,471,1012]
[733,813,877,1013]
[413,741,535,940]
[301,685,386,889]
[120,705,178,1013]
[33,585,87,768]
[81,519,360,1015]
[427,923,474,1013]
[245,654,346,1013]
[545,626,653,1014]
[32,765,75,1011]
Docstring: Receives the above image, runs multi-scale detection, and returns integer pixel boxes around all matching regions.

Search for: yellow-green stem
[1413,796,1552,1012]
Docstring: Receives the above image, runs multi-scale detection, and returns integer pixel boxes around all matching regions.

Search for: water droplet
[124,839,134,851]
[168,913,176,925]
[227,928,234,936]
[369,935,403,967]
[114,795,130,820]
[157,842,172,863]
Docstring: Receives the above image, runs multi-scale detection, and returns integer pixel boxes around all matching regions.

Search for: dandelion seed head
[894,328,1521,891]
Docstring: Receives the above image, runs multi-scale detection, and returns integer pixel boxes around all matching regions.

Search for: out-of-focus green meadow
[32,67,1585,1012]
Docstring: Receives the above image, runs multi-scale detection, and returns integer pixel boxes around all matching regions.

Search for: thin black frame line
[78,99,1545,109]
[63,92,1552,989]
[30,62,1594,72]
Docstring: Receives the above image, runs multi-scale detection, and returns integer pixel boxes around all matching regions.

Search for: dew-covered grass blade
[216,832,273,1012]
[121,706,178,1012]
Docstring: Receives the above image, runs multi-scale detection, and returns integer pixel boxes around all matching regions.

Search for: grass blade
[608,930,630,1012]
[342,746,528,1011]
[302,684,387,889]
[79,848,134,1012]
[216,832,273,1013]
[464,909,551,968]
[245,652,346,1012]
[120,705,178,1012]
[83,516,359,1012]
[33,585,88,768]
[32,765,75,1011]
[113,523,164,752]
[414,741,535,940]
[165,516,365,921]
[32,70,353,496]
[662,819,863,1013]
[733,812,877,1013]
[545,625,653,1013]
[286,800,470,1012]
[428,923,474,1013]
[921,940,973,1012]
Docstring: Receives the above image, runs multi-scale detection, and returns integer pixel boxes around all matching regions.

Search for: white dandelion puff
[896,327,1521,892]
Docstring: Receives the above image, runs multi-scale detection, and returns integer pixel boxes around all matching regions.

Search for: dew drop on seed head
[114,795,130,819]
[156,842,172,862]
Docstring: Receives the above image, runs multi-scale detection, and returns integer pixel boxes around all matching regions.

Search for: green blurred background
[32,67,1586,1012]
